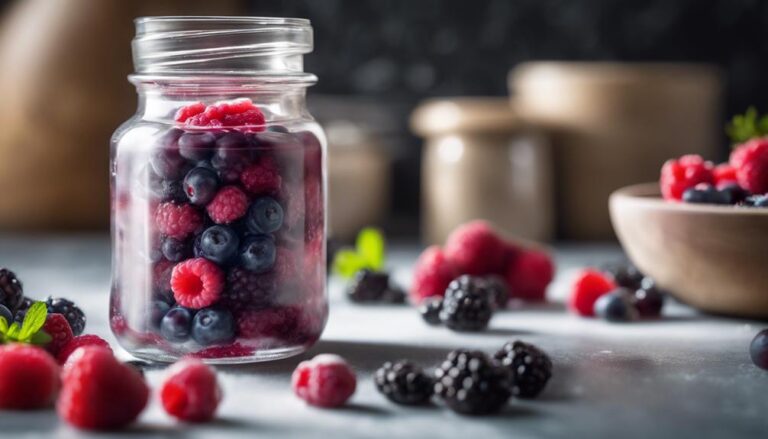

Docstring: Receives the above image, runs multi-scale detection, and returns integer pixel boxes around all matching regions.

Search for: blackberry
[419,297,443,326]
[434,350,511,415]
[45,297,86,336]
[0,268,23,312]
[494,341,552,399]
[483,275,509,308]
[380,286,406,304]
[221,267,277,309]
[346,270,402,303]
[374,360,434,406]
[602,263,644,290]
[634,285,665,318]
[439,276,494,331]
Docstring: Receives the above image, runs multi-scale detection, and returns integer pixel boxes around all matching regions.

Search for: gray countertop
[0,235,766,438]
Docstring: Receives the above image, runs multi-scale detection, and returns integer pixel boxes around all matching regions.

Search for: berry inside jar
[111,98,327,363]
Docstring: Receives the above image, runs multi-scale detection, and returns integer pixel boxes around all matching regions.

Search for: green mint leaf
[19,302,47,340]
[29,330,52,346]
[333,249,366,278]
[356,227,385,271]
[726,107,768,145]
[0,316,8,334]
[6,322,20,340]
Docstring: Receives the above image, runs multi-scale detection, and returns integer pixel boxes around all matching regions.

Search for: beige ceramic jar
[411,98,553,244]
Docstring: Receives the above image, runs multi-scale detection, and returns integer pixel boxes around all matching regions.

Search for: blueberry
[178,131,216,161]
[161,237,191,262]
[634,286,665,318]
[0,304,11,325]
[191,307,235,346]
[246,197,284,234]
[211,131,252,182]
[594,289,639,322]
[160,307,194,342]
[718,183,750,205]
[199,225,240,265]
[742,194,768,207]
[183,167,220,205]
[240,234,276,273]
[149,300,171,330]
[150,128,188,180]
[682,184,728,205]
[750,329,768,370]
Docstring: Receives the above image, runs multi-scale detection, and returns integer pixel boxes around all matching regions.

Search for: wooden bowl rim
[610,182,768,216]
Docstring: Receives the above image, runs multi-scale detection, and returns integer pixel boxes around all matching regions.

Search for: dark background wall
[243,0,767,234]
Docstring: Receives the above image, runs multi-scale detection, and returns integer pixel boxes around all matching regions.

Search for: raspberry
[730,138,768,194]
[58,346,149,431]
[568,269,617,317]
[410,246,458,304]
[713,163,739,187]
[160,359,221,423]
[444,220,506,275]
[155,202,203,239]
[57,335,111,365]
[171,258,225,309]
[221,267,277,309]
[174,102,206,123]
[184,99,266,129]
[291,354,356,408]
[504,248,555,302]
[45,296,86,336]
[44,314,74,357]
[206,186,249,224]
[240,156,282,195]
[192,342,255,359]
[0,344,60,409]
[660,154,714,201]
[236,306,299,339]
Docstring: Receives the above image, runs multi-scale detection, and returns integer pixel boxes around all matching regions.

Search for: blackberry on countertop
[494,341,552,399]
[46,297,86,336]
[0,268,23,312]
[439,275,494,331]
[483,275,509,309]
[419,297,443,326]
[346,269,405,304]
[375,360,434,406]
[221,267,277,310]
[434,350,511,415]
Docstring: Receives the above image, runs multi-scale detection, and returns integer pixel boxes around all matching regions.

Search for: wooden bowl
[609,183,768,319]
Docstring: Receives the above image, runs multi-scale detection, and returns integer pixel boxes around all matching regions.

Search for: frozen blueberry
[191,307,235,346]
[594,288,639,322]
[211,131,252,182]
[199,225,240,265]
[150,128,187,180]
[160,306,194,342]
[718,183,750,205]
[161,237,191,262]
[750,329,768,370]
[246,197,284,234]
[240,234,276,273]
[149,300,171,330]
[0,304,12,325]
[178,131,216,161]
[183,167,220,205]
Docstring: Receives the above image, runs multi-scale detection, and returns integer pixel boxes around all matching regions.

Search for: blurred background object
[412,98,553,244]
[0,0,766,241]
[511,62,721,240]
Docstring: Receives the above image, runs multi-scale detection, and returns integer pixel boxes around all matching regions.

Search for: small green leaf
[19,302,47,340]
[0,316,8,334]
[6,322,20,339]
[356,227,385,271]
[29,330,52,346]
[726,107,768,145]
[333,249,366,278]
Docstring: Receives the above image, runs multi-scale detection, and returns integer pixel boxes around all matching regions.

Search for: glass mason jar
[110,17,327,363]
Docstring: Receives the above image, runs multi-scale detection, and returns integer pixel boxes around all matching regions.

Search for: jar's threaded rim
[132,16,314,81]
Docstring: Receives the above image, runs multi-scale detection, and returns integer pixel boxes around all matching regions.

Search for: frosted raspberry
[155,203,203,239]
[730,138,768,194]
[292,354,356,408]
[160,359,221,423]
[444,220,506,275]
[240,156,282,195]
[184,98,266,129]
[410,246,458,304]
[171,258,224,309]
[273,246,299,284]
[713,163,738,187]
[505,248,554,302]
[569,269,616,317]
[206,186,248,224]
[174,102,206,123]
[660,154,714,201]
